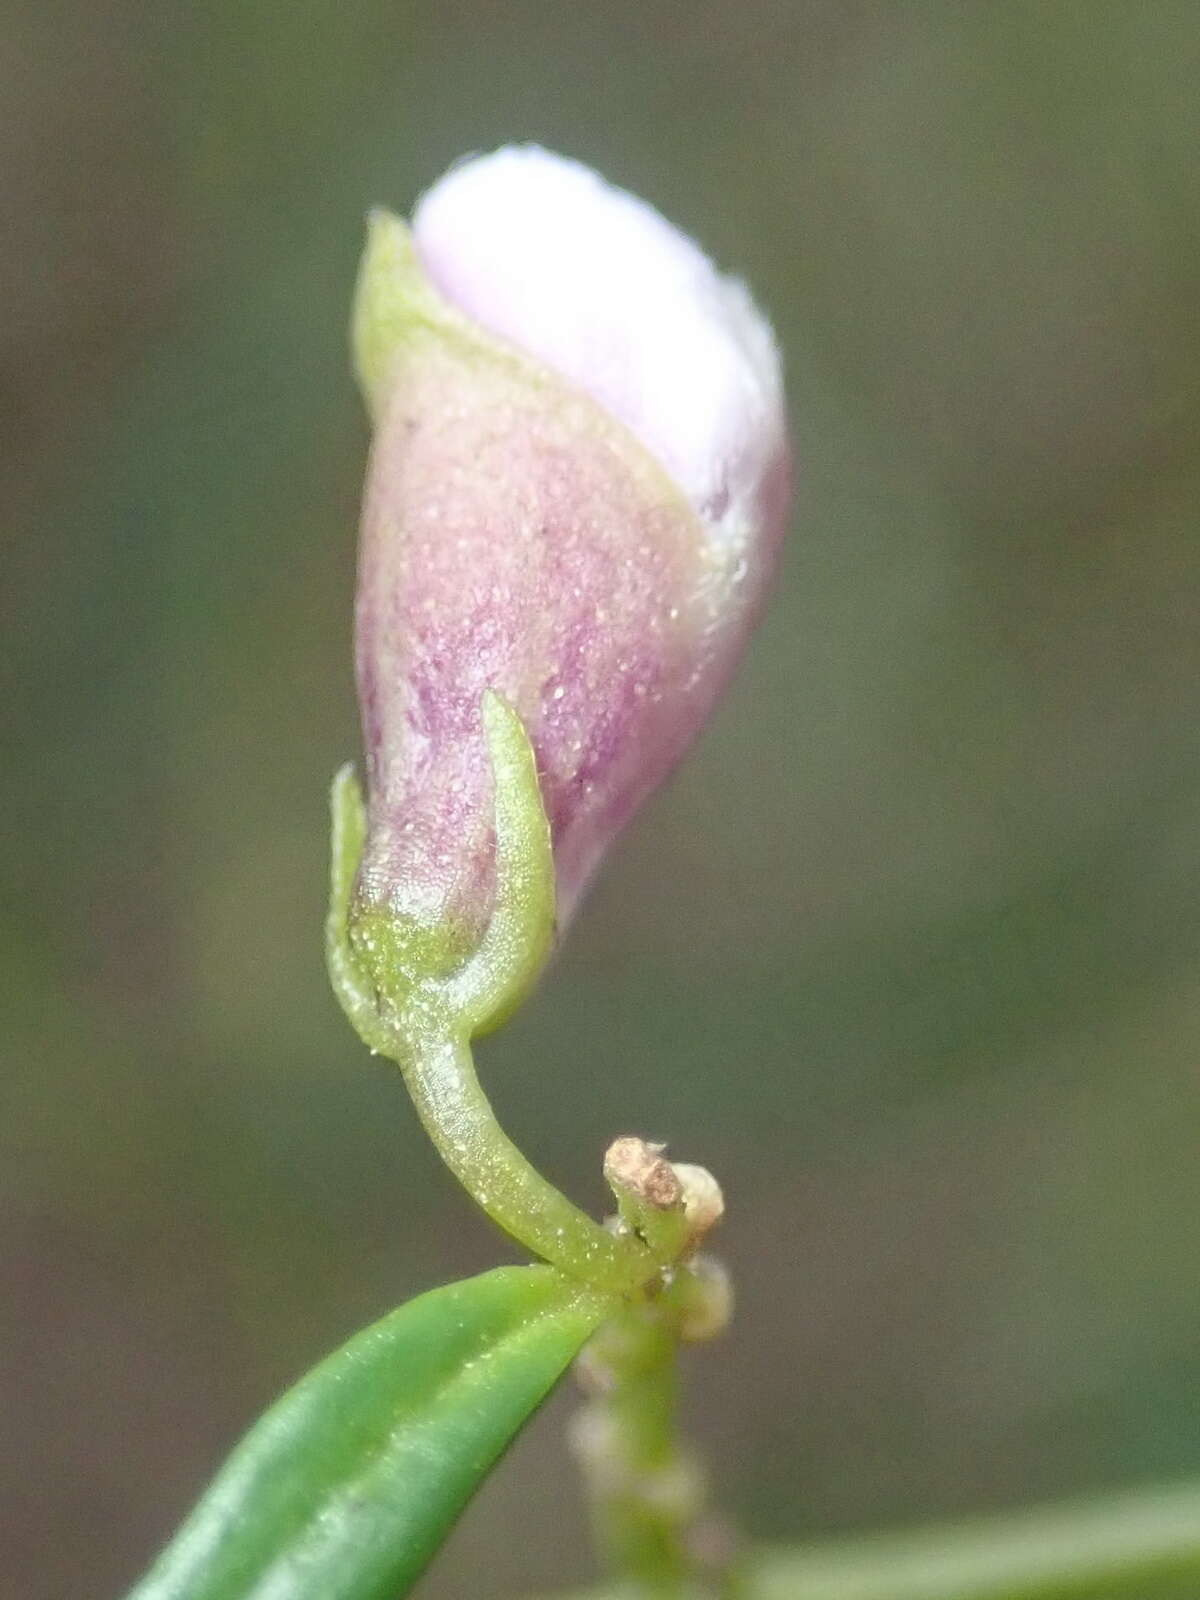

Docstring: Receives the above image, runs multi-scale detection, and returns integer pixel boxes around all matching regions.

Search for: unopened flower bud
[350,146,790,1000]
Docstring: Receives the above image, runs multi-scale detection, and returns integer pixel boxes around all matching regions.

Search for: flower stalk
[328,699,656,1296]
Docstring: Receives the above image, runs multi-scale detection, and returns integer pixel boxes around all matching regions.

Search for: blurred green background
[5,3,1200,1597]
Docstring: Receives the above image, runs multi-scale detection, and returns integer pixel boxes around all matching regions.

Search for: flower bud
[350,147,790,992]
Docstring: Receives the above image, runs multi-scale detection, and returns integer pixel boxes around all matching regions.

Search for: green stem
[572,1276,736,1599]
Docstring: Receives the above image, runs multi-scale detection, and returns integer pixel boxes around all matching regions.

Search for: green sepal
[327,692,556,1047]
[351,208,443,423]
[445,689,557,1036]
[124,1267,613,1600]
[325,763,400,1057]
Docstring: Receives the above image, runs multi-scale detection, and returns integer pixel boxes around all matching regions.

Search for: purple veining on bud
[353,146,791,966]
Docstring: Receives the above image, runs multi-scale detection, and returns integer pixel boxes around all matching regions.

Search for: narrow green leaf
[127,1266,611,1600]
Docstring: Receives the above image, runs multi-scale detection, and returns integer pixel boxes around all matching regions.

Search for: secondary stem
[745,1476,1200,1600]
[547,1477,1200,1600]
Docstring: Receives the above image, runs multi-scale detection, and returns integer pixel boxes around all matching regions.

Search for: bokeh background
[5,3,1200,1597]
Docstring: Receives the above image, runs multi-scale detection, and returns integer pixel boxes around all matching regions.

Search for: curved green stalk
[398,1018,653,1295]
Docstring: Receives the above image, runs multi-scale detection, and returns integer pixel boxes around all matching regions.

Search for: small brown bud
[603,1136,684,1211]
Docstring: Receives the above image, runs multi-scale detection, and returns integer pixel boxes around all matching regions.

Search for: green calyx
[327,693,665,1298]
[328,691,555,1047]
